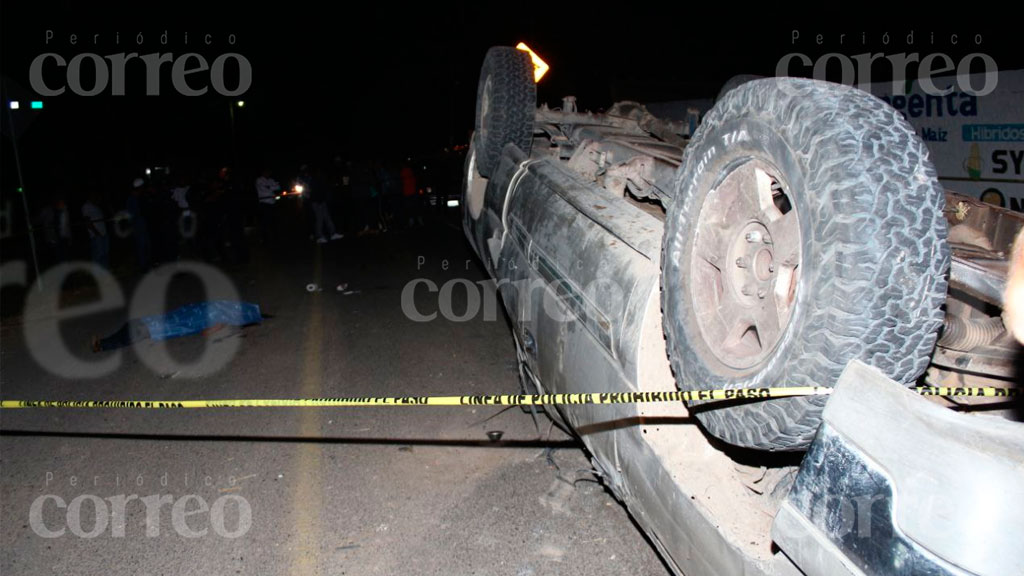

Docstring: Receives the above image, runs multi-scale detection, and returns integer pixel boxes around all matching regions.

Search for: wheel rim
[465,147,486,219]
[689,159,802,372]
[479,76,493,143]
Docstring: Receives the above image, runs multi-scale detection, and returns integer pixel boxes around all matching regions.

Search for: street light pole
[228,100,237,168]
[5,101,42,291]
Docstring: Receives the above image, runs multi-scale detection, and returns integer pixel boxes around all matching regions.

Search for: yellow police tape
[0,386,1018,409]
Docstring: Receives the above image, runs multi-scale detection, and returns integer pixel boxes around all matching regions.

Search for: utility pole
[4,97,42,291]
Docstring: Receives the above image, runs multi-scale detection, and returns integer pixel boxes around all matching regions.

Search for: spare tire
[715,74,764,103]
[473,46,536,178]
[661,78,949,451]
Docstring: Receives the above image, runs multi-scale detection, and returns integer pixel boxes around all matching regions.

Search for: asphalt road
[1,219,671,575]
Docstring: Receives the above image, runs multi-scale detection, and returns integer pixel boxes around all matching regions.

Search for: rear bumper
[773,360,1024,576]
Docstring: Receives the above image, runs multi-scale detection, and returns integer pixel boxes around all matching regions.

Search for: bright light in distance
[294,184,304,194]
[145,168,152,175]
[8,101,19,110]
[515,42,549,83]
[30,101,43,109]
[236,100,245,107]
[446,199,460,207]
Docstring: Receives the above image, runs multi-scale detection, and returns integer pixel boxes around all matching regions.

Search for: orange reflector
[516,42,549,83]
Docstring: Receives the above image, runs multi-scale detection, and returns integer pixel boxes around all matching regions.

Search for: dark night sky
[1,3,1020,203]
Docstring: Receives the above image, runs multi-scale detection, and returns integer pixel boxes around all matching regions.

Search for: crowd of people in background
[36,165,250,273]
[28,154,454,275]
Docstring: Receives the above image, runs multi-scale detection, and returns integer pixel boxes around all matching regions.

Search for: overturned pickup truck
[462,47,1024,575]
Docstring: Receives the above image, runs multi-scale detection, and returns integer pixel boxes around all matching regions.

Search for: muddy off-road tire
[662,78,949,451]
[473,47,535,178]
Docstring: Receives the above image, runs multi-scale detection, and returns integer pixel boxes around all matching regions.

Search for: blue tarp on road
[138,301,263,341]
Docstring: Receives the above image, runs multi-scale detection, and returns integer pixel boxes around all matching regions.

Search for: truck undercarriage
[462,46,1023,575]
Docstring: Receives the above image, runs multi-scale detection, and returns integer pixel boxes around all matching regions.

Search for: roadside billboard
[870,70,1024,211]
